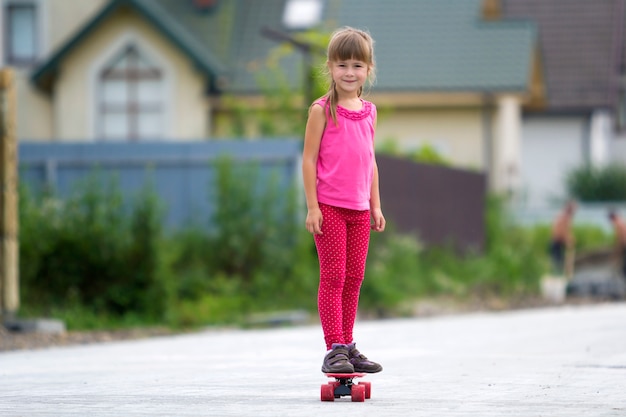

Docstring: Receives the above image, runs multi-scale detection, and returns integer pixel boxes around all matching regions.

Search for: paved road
[1,303,626,416]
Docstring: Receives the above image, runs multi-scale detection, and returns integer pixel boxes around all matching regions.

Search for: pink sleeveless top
[313,97,376,211]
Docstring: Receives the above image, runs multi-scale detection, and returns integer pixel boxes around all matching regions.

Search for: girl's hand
[306,207,324,235]
[371,208,386,232]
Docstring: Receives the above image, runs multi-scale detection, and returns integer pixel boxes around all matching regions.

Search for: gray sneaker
[348,343,383,373]
[321,344,355,373]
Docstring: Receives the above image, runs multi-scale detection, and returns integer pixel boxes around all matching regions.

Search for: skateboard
[320,372,371,402]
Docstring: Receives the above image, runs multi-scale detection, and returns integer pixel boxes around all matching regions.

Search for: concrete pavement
[1,303,626,416]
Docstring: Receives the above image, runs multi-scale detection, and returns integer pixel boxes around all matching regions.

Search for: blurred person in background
[548,201,576,276]
[608,210,626,279]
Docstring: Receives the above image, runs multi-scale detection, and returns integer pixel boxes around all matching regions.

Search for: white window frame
[88,31,173,141]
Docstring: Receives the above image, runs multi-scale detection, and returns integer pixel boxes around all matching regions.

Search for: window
[4,1,37,65]
[98,44,163,140]
[282,0,323,30]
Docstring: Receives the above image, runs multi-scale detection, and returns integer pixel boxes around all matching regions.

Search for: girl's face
[328,58,370,96]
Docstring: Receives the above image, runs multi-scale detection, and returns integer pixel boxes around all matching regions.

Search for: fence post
[0,68,19,320]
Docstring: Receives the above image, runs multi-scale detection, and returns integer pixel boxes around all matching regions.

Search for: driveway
[1,303,625,416]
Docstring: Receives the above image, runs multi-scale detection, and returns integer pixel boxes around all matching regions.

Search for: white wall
[611,133,626,164]
[375,107,485,170]
[519,115,586,206]
[589,110,611,167]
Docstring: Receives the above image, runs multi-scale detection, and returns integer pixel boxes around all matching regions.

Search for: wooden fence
[18,140,302,230]
[377,155,487,252]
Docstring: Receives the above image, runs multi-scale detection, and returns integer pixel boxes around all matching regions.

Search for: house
[1,0,543,196]
[500,0,626,206]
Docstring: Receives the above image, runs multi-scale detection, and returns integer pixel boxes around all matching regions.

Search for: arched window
[98,44,163,140]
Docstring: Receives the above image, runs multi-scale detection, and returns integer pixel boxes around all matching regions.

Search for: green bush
[360,228,428,316]
[163,157,318,327]
[22,160,613,331]
[566,163,626,202]
[360,195,552,317]
[378,138,450,166]
[204,157,300,283]
[408,144,450,166]
[528,223,611,254]
[19,174,168,325]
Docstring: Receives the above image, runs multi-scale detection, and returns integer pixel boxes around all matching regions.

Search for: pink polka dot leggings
[314,203,371,350]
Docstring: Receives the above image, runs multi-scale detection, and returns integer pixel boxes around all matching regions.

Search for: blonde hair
[320,27,376,125]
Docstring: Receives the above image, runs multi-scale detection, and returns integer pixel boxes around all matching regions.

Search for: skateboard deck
[321,372,371,402]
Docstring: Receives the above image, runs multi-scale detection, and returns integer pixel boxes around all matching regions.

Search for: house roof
[502,0,626,112]
[31,0,229,92]
[225,0,539,94]
[328,0,537,93]
[32,0,539,97]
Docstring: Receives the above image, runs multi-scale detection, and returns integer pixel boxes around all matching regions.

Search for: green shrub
[528,223,611,254]
[204,157,294,282]
[19,174,168,321]
[360,226,427,316]
[163,157,318,327]
[408,144,450,166]
[121,182,169,319]
[23,160,610,331]
[378,138,450,166]
[566,163,626,202]
[360,195,552,317]
[179,156,305,285]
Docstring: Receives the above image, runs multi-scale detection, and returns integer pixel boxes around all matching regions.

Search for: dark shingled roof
[502,0,626,112]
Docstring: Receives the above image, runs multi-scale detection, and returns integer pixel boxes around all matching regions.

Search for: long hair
[320,27,376,126]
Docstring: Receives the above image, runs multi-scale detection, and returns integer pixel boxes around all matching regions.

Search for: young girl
[302,27,385,374]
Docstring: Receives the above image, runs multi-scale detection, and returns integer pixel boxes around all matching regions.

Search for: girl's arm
[302,104,326,235]
[370,113,386,232]
[370,160,385,232]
